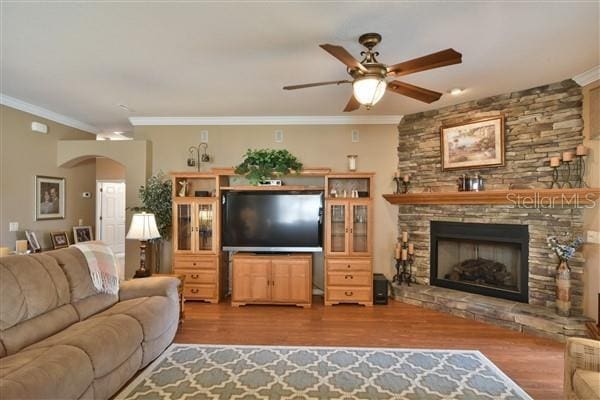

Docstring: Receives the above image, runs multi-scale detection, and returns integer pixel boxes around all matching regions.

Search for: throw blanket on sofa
[72,241,119,295]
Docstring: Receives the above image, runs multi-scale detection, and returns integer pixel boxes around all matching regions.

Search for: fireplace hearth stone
[392,283,591,342]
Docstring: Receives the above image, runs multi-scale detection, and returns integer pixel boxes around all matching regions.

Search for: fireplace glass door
[436,238,522,294]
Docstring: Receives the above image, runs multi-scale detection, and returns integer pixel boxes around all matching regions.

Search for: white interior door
[96,181,126,278]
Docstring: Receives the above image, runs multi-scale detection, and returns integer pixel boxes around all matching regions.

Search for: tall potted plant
[547,235,583,316]
[234,149,303,185]
[131,172,172,273]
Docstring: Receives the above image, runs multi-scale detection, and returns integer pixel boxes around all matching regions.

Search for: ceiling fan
[283,33,462,112]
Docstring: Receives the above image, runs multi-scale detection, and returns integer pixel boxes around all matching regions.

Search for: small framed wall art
[35,175,65,220]
[440,116,505,171]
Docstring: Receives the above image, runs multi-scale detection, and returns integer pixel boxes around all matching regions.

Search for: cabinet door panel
[232,259,270,302]
[325,201,349,256]
[174,202,194,253]
[271,259,310,303]
[196,201,216,253]
[350,202,372,256]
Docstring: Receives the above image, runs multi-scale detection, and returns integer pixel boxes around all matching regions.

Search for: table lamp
[126,212,161,278]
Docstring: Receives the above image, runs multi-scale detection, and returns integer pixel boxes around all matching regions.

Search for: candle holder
[393,242,414,286]
[393,177,402,194]
[575,155,587,188]
[562,160,573,188]
[401,180,410,194]
[550,166,562,189]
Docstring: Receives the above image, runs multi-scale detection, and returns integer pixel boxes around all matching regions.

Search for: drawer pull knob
[347,265,351,268]
[193,263,197,266]
[191,288,199,294]
[344,275,353,279]
[344,291,353,296]
[191,274,199,279]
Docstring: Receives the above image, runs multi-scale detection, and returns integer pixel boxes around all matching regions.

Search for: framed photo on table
[35,176,65,220]
[25,230,41,252]
[440,116,505,171]
[73,226,93,243]
[50,231,70,249]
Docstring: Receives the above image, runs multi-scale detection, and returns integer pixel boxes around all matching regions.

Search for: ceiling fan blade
[388,81,443,103]
[343,95,360,112]
[387,49,462,77]
[319,44,367,72]
[283,80,350,90]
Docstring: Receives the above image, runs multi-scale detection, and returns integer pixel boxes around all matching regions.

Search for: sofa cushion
[0,304,78,356]
[26,314,143,378]
[44,248,118,319]
[0,344,94,400]
[93,296,179,342]
[0,253,71,330]
[573,369,600,400]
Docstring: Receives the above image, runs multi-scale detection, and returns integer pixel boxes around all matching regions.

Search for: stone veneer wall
[397,79,585,315]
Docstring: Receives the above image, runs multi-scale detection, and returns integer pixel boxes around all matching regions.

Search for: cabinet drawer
[327,271,371,286]
[184,284,216,299]
[175,270,216,285]
[326,259,371,272]
[174,256,217,270]
[327,287,371,302]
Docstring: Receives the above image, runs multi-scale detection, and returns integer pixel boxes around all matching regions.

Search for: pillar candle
[550,157,561,167]
[576,145,588,156]
[402,231,408,243]
[394,171,400,178]
[408,243,414,254]
[15,240,28,253]
[395,246,401,260]
[401,249,408,260]
[562,151,573,162]
[403,174,410,182]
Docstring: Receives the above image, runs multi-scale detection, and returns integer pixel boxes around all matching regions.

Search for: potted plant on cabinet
[235,149,303,185]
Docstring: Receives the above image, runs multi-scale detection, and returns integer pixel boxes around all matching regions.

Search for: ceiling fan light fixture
[352,76,387,108]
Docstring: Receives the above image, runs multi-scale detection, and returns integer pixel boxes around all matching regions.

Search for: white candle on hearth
[402,231,408,243]
[576,145,588,156]
[401,249,408,261]
[562,151,573,162]
[550,157,561,167]
[408,243,414,254]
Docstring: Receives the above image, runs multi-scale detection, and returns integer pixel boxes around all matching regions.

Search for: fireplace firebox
[430,221,529,303]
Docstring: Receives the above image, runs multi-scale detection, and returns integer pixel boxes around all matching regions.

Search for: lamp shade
[352,76,386,107]
[126,212,161,240]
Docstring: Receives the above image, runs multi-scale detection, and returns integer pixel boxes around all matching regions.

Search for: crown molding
[0,94,100,134]
[573,66,600,87]
[128,115,403,126]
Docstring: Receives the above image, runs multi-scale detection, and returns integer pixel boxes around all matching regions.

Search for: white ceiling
[1,2,598,134]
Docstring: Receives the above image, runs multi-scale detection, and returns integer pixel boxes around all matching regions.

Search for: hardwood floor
[175,296,565,399]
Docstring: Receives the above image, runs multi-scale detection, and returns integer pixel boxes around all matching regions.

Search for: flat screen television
[222,191,324,252]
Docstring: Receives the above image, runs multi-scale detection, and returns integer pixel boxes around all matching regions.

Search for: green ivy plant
[130,172,172,240]
[234,149,303,185]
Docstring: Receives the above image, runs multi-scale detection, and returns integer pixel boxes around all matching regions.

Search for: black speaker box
[373,273,388,305]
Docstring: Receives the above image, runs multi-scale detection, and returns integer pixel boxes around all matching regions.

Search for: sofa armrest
[564,337,600,399]
[119,276,180,302]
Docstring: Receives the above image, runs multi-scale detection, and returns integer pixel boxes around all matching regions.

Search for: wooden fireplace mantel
[383,188,600,206]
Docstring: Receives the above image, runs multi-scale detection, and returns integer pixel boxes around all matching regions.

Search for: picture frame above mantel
[440,116,505,171]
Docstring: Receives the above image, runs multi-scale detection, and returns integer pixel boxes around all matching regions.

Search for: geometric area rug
[116,344,532,400]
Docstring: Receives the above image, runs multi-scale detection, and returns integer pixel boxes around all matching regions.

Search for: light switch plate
[9,222,18,232]
[586,230,600,244]
[200,130,209,143]
[274,130,283,143]
[351,130,359,143]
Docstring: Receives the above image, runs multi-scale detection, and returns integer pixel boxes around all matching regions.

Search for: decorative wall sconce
[187,143,211,172]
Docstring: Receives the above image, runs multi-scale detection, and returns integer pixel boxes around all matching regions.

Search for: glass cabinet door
[175,203,193,252]
[350,203,370,255]
[196,202,214,252]
[327,202,348,255]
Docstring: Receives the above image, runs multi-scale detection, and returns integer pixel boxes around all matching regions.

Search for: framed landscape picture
[440,116,505,171]
[35,175,65,220]
[50,231,70,249]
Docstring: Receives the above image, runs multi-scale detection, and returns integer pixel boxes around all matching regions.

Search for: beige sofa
[0,247,180,399]
[565,337,600,400]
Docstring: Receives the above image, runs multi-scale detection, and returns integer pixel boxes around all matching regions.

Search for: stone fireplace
[430,221,528,303]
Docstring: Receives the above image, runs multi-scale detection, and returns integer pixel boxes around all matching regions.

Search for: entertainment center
[171,169,375,307]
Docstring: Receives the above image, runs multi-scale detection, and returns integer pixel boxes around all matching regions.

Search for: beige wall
[0,105,96,250]
[134,124,399,288]
[582,80,600,322]
[96,157,126,181]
